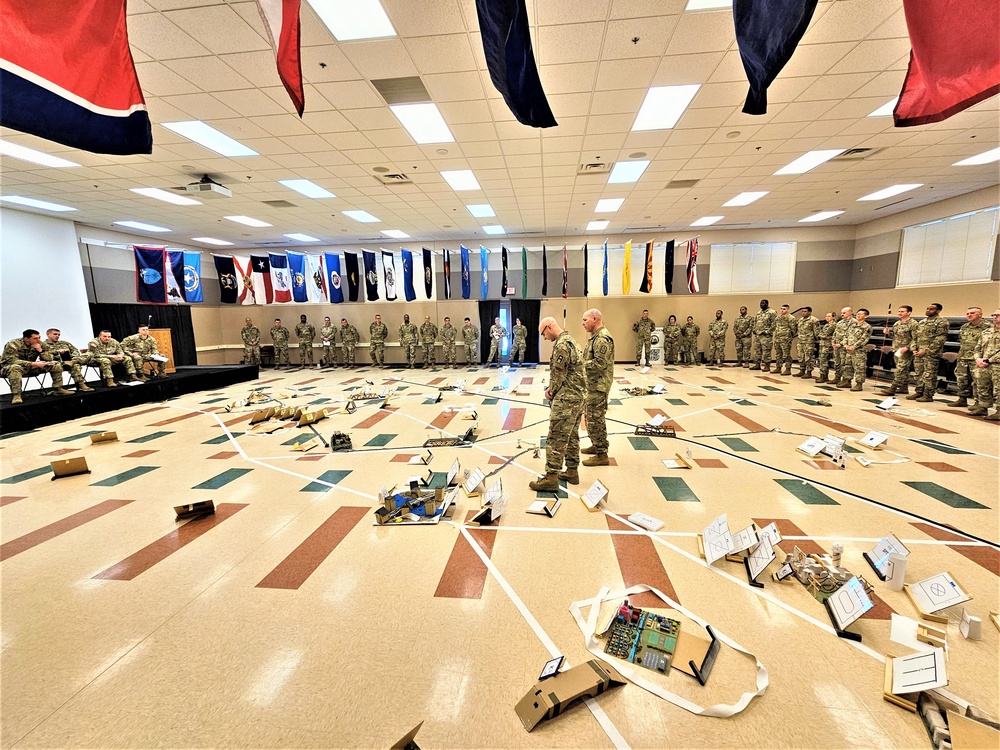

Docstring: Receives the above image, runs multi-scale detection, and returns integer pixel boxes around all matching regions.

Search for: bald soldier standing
[830,307,856,384]
[529,317,585,492]
[948,307,989,408]
[419,315,438,368]
[241,318,261,365]
[580,308,615,470]
[969,309,1000,420]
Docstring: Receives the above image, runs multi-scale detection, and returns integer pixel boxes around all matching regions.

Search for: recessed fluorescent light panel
[723,191,768,207]
[390,103,454,144]
[0,140,80,168]
[162,121,258,157]
[587,220,610,231]
[225,215,272,227]
[774,149,845,175]
[0,195,76,212]
[858,184,922,201]
[632,85,701,131]
[284,233,321,242]
[342,210,380,223]
[690,215,723,227]
[953,147,1000,166]
[130,187,201,206]
[305,0,396,41]
[381,230,409,239]
[278,179,336,199]
[466,204,495,218]
[192,237,233,246]
[799,211,844,223]
[867,97,898,117]
[114,220,170,232]
[482,225,505,235]
[685,0,732,9]
[441,170,481,191]
[608,160,650,184]
[595,198,624,213]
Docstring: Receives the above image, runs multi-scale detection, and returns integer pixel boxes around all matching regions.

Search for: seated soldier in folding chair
[41,328,95,392]
[88,330,138,386]
[123,325,167,379]
[2,329,73,404]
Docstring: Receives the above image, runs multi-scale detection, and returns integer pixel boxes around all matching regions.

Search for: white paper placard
[909,572,971,613]
[731,524,759,553]
[859,430,890,448]
[891,648,947,694]
[877,397,898,410]
[866,533,910,578]
[446,458,460,486]
[463,467,485,495]
[757,522,782,547]
[582,480,608,510]
[797,436,825,457]
[827,576,874,630]
[747,536,775,580]
[652,383,665,394]
[648,413,667,427]
[703,514,734,565]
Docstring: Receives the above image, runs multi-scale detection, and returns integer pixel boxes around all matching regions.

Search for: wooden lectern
[149,328,176,373]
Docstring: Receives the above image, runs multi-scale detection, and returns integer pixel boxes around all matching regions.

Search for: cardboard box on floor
[390,721,422,749]
[515,659,626,732]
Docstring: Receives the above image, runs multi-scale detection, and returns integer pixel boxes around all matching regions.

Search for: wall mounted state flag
[685,238,700,293]
[401,250,416,302]
[521,246,528,299]
[664,240,675,294]
[233,255,254,305]
[541,244,548,296]
[344,252,360,302]
[422,248,433,299]
[213,254,239,305]
[460,246,471,299]
[480,246,489,299]
[305,253,326,302]
[324,253,343,303]
[500,246,509,297]
[382,250,397,301]
[166,250,186,303]
[622,240,632,295]
[362,250,379,301]
[250,254,274,304]
[639,240,654,294]
[183,251,203,303]
[443,248,452,299]
[268,253,293,303]
[135,246,166,304]
[253,0,305,116]
[582,243,589,296]
[287,251,308,302]
[561,245,568,299]
[602,241,608,297]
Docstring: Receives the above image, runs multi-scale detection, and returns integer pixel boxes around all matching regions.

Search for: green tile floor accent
[202,433,243,445]
[482,398,499,405]
[192,468,252,490]
[774,478,839,505]
[667,398,688,406]
[91,466,159,487]
[609,399,623,406]
[759,385,782,391]
[718,437,758,452]
[282,432,316,446]
[911,439,972,456]
[653,476,699,502]
[704,386,724,392]
[200,397,230,405]
[300,469,352,492]
[364,434,395,447]
[0,429,39,441]
[1,465,52,484]
[54,430,104,443]
[815,385,837,391]
[795,399,823,406]
[394,386,409,391]
[627,436,657,451]
[308,398,331,405]
[126,431,174,444]
[729,399,757,406]
[843,444,861,454]
[901,481,988,510]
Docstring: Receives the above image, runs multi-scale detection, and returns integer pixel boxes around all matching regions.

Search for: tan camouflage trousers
[421,343,435,366]
[735,336,751,365]
[913,353,941,394]
[299,341,314,366]
[545,397,583,474]
[635,335,651,364]
[402,343,416,366]
[708,338,725,364]
[816,342,833,377]
[892,351,913,389]
[583,391,609,454]
[973,363,998,407]
[343,345,356,366]
[442,342,456,365]
[2,361,66,396]
[797,337,815,371]
[664,342,680,365]
[511,340,526,364]
[464,343,477,365]
[322,344,337,367]
[751,334,772,367]
[487,340,501,365]
[954,357,977,399]
[273,346,289,366]
[243,344,260,365]
[369,341,384,366]
[773,336,792,371]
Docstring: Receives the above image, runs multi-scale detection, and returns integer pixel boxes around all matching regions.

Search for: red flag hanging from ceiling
[254,0,305,116]
[894,0,1000,127]
[0,0,152,154]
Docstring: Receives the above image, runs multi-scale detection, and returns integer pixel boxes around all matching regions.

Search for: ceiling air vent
[666,179,700,189]
[262,199,297,208]
[832,147,885,162]
[373,173,412,185]
[371,76,431,105]
[578,162,611,175]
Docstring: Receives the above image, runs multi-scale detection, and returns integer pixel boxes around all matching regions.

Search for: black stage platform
[0,365,259,434]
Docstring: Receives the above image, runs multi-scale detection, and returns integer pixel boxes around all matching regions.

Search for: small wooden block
[696,533,706,560]
[89,431,118,444]
[882,654,918,712]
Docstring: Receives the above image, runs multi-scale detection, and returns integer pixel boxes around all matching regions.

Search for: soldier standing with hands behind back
[487,317,505,366]
[733,306,752,367]
[270,318,290,369]
[879,306,915,396]
[949,307,989,408]
[441,317,458,369]
[580,309,615,471]
[708,310,727,366]
[908,303,949,403]
[750,299,777,372]
[681,316,700,365]
[462,317,479,366]
[399,314,418,368]
[320,316,337,369]
[969,309,1000,420]
[511,318,528,365]
[241,318,260,366]
[419,315,438,368]
[295,314,316,368]
[632,310,655,367]
[340,318,360,368]
[369,314,387,368]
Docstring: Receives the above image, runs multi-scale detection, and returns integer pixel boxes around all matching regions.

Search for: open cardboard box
[515,659,626,732]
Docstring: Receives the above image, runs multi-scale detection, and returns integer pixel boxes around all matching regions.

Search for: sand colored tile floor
[1,362,997,749]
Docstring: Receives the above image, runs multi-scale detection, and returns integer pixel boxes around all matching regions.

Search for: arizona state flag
[344,252,360,302]
[664,240,675,294]
[362,250,379,301]
[442,248,452,299]
[561,245,568,299]
[213,254,239,305]
[541,244,548,296]
[135,246,166,304]
[639,240,654,293]
[402,250,416,302]
[460,246,471,299]
[622,240,632,295]
[422,248,433,298]
[501,246,509,297]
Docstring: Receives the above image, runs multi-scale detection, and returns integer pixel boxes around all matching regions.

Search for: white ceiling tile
[313,80,385,110]
[299,46,362,82]
[213,89,289,117]
[438,100,494,124]
[537,23,606,65]
[160,93,241,120]
[827,38,912,75]
[164,5,268,54]
[404,35,478,75]
[652,52,726,87]
[341,40,419,79]
[595,57,658,91]
[602,16,679,60]
[804,0,898,44]
[665,11,736,55]
[135,62,201,98]
[163,56,255,92]
[341,108,403,131]
[127,13,211,60]
[218,50,287,88]
[423,71,486,102]
[250,114,316,137]
[382,0,467,36]
[537,0,611,25]
[547,93,593,119]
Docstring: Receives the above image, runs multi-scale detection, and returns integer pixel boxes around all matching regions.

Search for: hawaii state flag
[183,251,203,303]
[344,252,360,302]
[664,240,675,294]
[213,254,239,305]
[362,250,379,301]
[287,251,308,302]
[324,253,343,303]
[442,248,452,299]
[501,246,509,297]
[1,0,152,155]
[402,250,416,302]
[685,238,700,293]
[460,246,471,299]
[253,0,305,116]
[480,246,489,299]
[622,240,632,295]
[233,255,254,305]
[166,250,186,303]
[268,253,292,303]
[602,241,609,296]
[561,245,568,299]
[383,250,397,301]
[250,254,274,304]
[639,240,654,293]
[135,246,166,304]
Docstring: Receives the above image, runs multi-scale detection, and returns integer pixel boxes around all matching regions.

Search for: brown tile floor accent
[255,506,369,590]
[757,376,785,384]
[502,407,525,431]
[390,454,419,463]
[84,406,165,426]
[294,378,323,385]
[606,515,679,607]
[428,377,446,385]
[95,503,249,581]
[862,409,957,435]
[911,522,1000,575]
[222,413,254,428]
[748,392,769,397]
[803,460,842,471]
[916,462,966,472]
[0,496,27,507]
[644,408,685,431]
[340,378,362,385]
[2,499,134,561]
[434,511,497,599]
[255,378,284,385]
[296,455,325,461]
[662,377,682,385]
[429,410,457,430]
[353,409,393,430]
[148,411,206,427]
[208,451,239,460]
[790,409,864,434]
[520,377,533,385]
[716,408,768,433]
[42,448,80,456]
[123,450,159,458]
[474,377,489,385]
[707,376,734,384]
[686,392,706,397]
[694,458,727,468]
[487,455,516,464]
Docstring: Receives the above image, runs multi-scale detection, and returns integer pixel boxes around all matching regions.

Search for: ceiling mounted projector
[183,175,232,199]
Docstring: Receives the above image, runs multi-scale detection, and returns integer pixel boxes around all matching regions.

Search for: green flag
[521,246,528,298]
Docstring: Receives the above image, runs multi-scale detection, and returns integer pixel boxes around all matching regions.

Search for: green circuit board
[603,602,681,674]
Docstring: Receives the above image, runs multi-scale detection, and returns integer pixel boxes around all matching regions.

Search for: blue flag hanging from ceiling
[287,251,308,302]
[460,246,471,300]
[442,248,452,300]
[734,0,818,115]
[602,241,609,297]
[134,246,166,304]
[324,253,343,303]
[213,254,239,305]
[166,250,186,303]
[422,248,433,298]
[480,246,489,299]
[402,250,416,302]
[664,240,675,294]
[362,250,379,301]
[183,251,203,303]
[344,252,360,302]
[383,250,397,301]
[474,0,556,129]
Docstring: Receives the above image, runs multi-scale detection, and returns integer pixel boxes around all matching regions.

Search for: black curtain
[478,299,500,361]
[89,303,196,366]
[510,298,541,363]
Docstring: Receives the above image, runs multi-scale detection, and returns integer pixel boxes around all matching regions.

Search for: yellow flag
[622,240,632,294]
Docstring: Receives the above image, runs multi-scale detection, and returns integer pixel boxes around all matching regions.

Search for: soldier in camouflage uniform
[319,316,338,369]
[969,309,1000,420]
[122,325,165,379]
[796,307,819,378]
[773,305,798,375]
[3,329,74,403]
[399,314,418,368]
[580,309,615,472]
[340,318,359,367]
[830,307,856,384]
[878,306,915,396]
[750,299,777,372]
[369,314,387,368]
[270,319,290,368]
[663,315,682,365]
[511,318,528,365]
[241,318,261,365]
[733,306,752,367]
[681,316,700,365]
[948,307,989,408]
[440,317,458,368]
[295,314,316,367]
[632,310,655,366]
[815,312,836,383]
[89,330,138,384]
[842,308,872,391]
[462,317,479,366]
[708,310,727,366]
[42,329,95,392]
[529,317,585,492]
[907,303,950,403]
[487,317,506,366]
[419,315,438,368]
